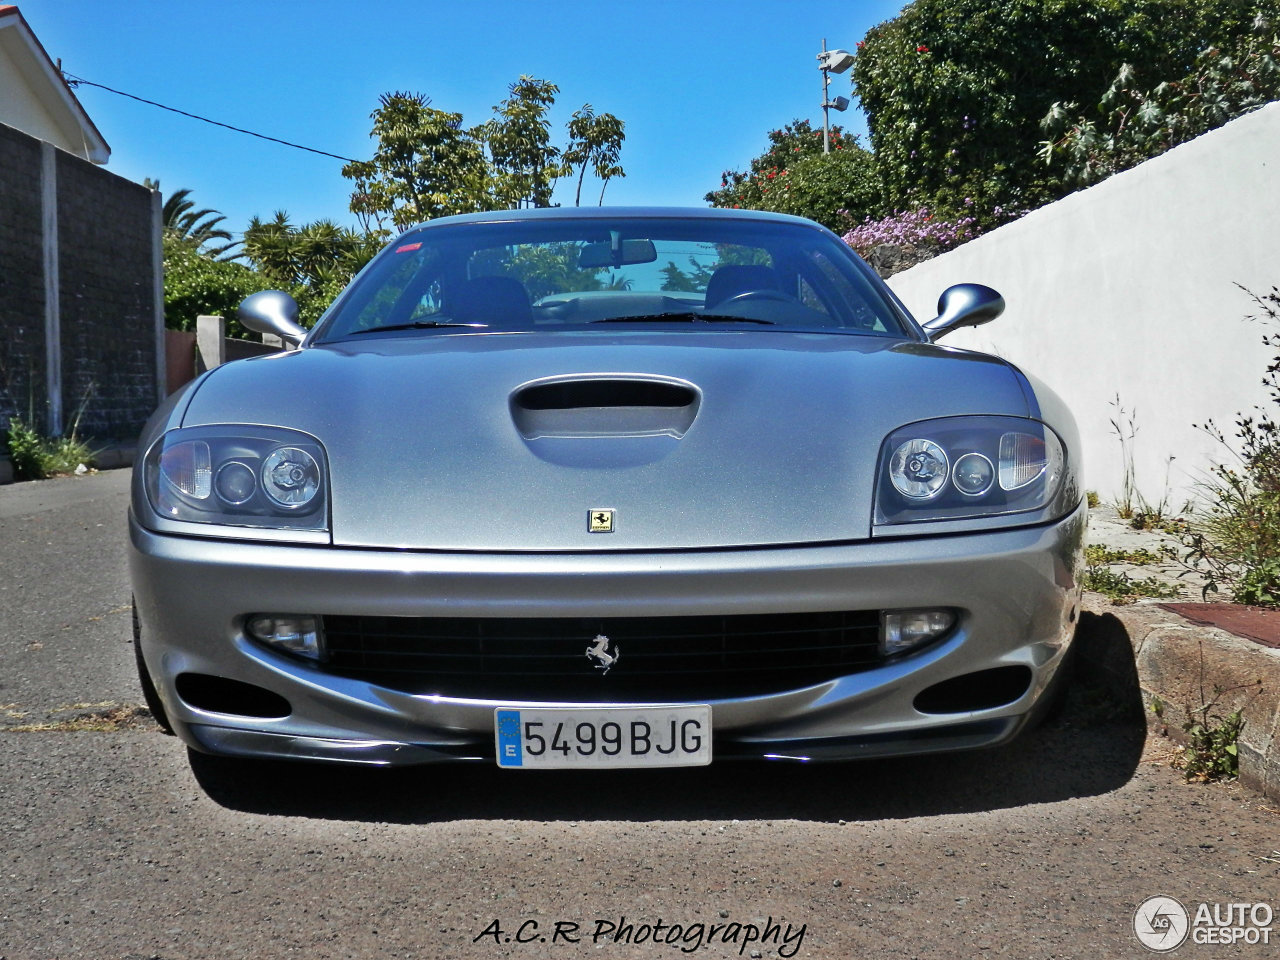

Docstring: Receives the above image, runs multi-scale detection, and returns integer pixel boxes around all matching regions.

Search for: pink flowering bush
[840,207,975,252]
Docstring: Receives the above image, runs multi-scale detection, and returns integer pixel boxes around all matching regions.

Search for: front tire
[132,600,174,735]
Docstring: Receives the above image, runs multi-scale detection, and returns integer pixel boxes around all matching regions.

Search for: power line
[61,72,360,164]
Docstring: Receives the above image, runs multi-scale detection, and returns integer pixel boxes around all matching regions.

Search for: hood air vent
[516,378,697,411]
[511,376,700,441]
[510,375,702,468]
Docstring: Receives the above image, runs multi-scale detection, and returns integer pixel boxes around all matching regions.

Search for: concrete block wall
[55,151,159,438]
[0,120,161,451]
[0,122,47,428]
[888,102,1280,508]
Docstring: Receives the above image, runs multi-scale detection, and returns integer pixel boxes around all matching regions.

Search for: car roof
[404,206,827,233]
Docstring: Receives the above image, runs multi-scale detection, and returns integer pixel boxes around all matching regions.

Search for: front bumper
[128,501,1086,766]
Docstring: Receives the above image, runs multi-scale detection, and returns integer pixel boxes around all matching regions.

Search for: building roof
[0,5,109,162]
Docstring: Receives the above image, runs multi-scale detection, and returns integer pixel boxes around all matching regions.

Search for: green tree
[660,257,715,293]
[851,0,1259,220]
[341,92,494,231]
[484,76,567,208]
[242,212,383,325]
[343,81,627,226]
[705,119,883,231]
[145,179,238,259]
[1040,9,1280,188]
[564,104,627,205]
[162,234,262,337]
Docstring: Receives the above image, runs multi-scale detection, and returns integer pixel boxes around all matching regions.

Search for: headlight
[876,416,1067,525]
[144,426,329,532]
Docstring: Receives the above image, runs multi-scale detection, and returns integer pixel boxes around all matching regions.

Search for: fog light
[881,609,955,657]
[246,614,324,660]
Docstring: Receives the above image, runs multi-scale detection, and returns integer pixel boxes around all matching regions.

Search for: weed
[1110,395,1139,518]
[1081,563,1179,603]
[1086,490,1100,508]
[3,417,94,479]
[3,417,45,478]
[1085,544,1167,566]
[2,380,97,480]
[1109,398,1182,525]
[1156,516,1190,536]
[1166,642,1263,783]
[1182,286,1280,604]
[1181,710,1244,781]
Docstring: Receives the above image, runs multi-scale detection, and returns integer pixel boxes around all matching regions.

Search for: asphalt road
[1,472,1277,960]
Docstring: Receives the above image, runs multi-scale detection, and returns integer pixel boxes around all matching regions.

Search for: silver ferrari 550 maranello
[129,206,1085,769]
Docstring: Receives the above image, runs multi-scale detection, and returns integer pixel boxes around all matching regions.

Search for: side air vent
[176,673,291,719]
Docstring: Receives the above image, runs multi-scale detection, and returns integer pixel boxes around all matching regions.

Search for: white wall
[888,102,1280,508]
[0,15,106,163]
[0,52,74,151]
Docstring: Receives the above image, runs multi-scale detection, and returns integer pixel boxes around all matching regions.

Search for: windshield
[315,216,909,341]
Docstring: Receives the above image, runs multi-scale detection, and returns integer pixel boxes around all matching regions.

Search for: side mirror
[922,283,1004,341]
[238,290,307,346]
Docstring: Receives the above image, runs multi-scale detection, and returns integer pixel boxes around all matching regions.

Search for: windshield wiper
[589,312,775,326]
[351,320,487,335]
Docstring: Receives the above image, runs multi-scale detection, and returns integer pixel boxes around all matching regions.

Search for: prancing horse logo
[585,635,620,674]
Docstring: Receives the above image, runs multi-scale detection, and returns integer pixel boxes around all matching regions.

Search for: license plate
[495,705,712,769]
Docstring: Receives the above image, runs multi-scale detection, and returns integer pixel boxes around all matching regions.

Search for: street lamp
[817,39,854,154]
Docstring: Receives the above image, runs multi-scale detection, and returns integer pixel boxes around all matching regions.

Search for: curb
[0,442,134,485]
[92,442,136,471]
[1079,594,1280,799]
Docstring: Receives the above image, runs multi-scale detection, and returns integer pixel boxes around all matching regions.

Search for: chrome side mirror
[238,290,307,346]
[922,283,1004,341]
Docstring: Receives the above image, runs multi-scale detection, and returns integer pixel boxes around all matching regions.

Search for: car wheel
[132,600,174,735]
[1034,642,1077,728]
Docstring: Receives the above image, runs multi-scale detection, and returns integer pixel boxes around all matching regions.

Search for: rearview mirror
[922,284,1004,341]
[578,239,658,270]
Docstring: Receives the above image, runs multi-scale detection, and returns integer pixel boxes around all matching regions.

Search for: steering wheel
[722,288,797,305]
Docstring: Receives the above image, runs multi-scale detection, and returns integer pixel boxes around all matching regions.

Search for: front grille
[320,611,883,702]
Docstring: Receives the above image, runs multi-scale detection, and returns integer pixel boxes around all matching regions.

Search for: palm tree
[242,211,299,285]
[144,179,240,259]
[242,211,382,288]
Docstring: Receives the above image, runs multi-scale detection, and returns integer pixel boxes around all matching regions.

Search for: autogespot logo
[1134,896,1191,952]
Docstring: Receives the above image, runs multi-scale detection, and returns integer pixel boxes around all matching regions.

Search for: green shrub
[1184,287,1280,605]
[3,417,94,480]
[705,119,884,231]
[1041,10,1280,190]
[4,417,45,479]
[852,0,1265,221]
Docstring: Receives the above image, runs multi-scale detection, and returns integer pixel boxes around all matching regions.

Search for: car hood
[181,331,1031,550]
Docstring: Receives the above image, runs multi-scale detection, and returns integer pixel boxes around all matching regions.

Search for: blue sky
[18,0,905,240]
